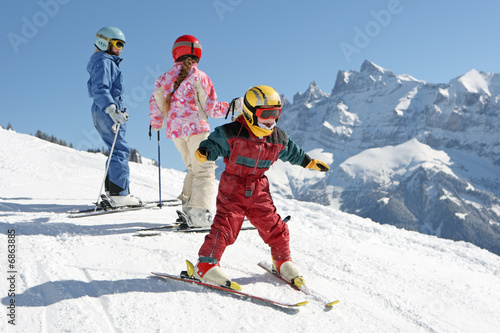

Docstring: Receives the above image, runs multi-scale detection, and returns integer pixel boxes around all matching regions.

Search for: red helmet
[172,35,202,62]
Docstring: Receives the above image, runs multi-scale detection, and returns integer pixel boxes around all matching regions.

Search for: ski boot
[190,257,241,290]
[273,259,306,288]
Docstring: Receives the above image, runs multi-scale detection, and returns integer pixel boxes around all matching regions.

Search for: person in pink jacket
[149,35,228,227]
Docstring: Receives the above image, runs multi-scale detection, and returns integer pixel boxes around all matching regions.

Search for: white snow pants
[172,132,216,211]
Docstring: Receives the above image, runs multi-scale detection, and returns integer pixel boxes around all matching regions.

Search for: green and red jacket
[199,117,312,183]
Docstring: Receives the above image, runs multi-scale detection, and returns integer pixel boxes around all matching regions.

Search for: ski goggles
[110,39,125,50]
[254,106,281,119]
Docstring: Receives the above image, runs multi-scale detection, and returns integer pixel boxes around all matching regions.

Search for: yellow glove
[195,149,208,163]
[306,159,330,172]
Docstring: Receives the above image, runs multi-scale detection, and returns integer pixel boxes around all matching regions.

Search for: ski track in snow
[1,128,500,332]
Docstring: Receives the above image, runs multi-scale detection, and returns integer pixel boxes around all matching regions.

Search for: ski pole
[94,109,126,212]
[157,130,163,208]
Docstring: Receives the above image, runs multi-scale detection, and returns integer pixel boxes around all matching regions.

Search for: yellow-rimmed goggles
[110,39,125,50]
[96,34,125,50]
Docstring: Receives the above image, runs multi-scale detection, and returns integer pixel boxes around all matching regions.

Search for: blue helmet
[94,26,126,51]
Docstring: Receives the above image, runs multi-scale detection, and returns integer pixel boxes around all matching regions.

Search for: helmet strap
[243,98,256,114]
[96,33,110,42]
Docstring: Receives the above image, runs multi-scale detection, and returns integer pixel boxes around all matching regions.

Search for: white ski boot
[191,257,241,290]
[184,207,213,228]
[273,259,306,288]
[109,194,142,207]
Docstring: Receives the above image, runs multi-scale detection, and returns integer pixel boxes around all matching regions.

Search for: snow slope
[1,127,500,333]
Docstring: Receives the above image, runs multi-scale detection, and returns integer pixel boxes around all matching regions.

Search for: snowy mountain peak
[292,80,329,105]
[360,60,393,76]
[359,60,423,83]
[277,61,500,257]
[332,60,417,94]
[307,80,319,91]
[339,139,452,180]
[453,68,492,95]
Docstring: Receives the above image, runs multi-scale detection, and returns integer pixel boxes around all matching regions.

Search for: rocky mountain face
[272,60,500,256]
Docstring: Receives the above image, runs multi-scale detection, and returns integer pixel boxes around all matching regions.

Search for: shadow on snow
[0,197,96,214]
[2,276,298,313]
[0,220,168,237]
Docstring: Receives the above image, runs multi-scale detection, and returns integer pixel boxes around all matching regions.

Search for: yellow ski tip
[296,301,309,306]
[186,260,195,277]
[326,300,340,307]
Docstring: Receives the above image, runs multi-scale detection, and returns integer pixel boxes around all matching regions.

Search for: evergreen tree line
[88,147,142,163]
[35,130,74,148]
[28,128,142,163]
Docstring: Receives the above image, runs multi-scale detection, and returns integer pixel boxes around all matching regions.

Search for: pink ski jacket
[149,62,228,138]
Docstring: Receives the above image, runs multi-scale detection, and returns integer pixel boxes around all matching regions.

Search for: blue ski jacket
[87,52,124,112]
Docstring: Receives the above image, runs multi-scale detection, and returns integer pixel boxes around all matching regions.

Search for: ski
[67,199,181,218]
[135,210,194,236]
[69,198,181,214]
[152,261,308,308]
[258,261,340,308]
[135,224,257,236]
[135,215,291,236]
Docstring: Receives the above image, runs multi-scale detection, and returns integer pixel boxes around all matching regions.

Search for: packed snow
[1,127,500,333]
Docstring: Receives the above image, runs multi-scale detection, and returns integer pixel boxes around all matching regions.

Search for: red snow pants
[198,171,291,262]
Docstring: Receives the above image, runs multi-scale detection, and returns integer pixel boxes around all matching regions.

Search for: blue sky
[2,0,500,172]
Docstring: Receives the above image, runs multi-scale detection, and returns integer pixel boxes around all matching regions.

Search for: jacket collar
[95,51,123,65]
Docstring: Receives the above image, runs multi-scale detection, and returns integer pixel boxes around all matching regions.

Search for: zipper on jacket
[245,138,263,197]
[209,230,220,259]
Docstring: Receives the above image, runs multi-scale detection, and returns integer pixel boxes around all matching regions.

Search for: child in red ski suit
[191,85,329,290]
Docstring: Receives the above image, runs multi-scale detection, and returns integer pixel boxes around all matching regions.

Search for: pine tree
[34,130,73,148]
[129,148,142,163]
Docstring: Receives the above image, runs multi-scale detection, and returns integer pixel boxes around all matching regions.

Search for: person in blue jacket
[87,26,141,207]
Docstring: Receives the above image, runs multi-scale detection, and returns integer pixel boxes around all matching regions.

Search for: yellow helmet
[242,85,282,137]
